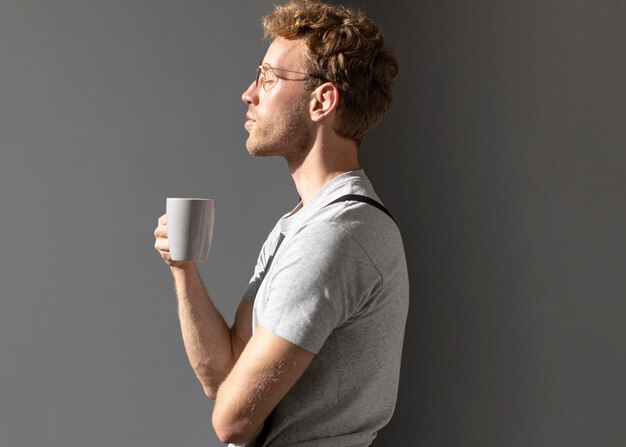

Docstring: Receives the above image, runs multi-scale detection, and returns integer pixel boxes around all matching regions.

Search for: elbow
[203,385,217,400]
[212,405,260,445]
[213,426,248,445]
[195,361,231,401]
[197,372,221,400]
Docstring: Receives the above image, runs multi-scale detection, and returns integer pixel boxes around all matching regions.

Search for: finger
[158,214,167,225]
[154,238,169,252]
[154,226,168,238]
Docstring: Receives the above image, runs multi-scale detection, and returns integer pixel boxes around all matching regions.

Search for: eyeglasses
[255,60,328,92]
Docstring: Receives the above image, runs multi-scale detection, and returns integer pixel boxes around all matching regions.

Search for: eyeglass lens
[256,63,277,92]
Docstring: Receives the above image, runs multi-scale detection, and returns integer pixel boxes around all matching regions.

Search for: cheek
[255,101,280,127]
[255,89,307,129]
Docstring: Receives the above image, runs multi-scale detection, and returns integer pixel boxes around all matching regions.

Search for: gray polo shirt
[240,170,409,447]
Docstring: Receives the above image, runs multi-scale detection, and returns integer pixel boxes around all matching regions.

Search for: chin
[246,140,275,157]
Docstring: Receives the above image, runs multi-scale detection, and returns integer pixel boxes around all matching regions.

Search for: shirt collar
[278,169,368,230]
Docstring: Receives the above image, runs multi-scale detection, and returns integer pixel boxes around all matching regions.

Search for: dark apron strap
[264,232,285,274]
[324,194,396,223]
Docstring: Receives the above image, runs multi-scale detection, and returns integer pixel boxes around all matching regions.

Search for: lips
[245,113,256,128]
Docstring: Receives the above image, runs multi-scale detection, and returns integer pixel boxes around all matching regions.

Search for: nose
[242,81,259,105]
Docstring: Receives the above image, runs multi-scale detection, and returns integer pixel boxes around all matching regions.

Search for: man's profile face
[242,38,314,161]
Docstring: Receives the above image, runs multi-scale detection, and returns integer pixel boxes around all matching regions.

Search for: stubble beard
[246,95,313,166]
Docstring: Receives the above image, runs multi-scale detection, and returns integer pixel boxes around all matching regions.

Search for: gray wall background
[0,1,624,446]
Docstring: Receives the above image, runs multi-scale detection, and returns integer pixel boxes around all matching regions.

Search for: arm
[212,326,315,445]
[154,214,252,398]
[171,265,253,398]
[156,214,314,444]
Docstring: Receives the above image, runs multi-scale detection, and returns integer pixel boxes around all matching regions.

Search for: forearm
[171,264,235,398]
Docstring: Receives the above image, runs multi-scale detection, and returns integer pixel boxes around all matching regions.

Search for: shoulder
[314,197,402,251]
[286,220,374,265]
[266,220,382,290]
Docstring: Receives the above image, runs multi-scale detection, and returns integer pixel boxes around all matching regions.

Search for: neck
[288,135,360,204]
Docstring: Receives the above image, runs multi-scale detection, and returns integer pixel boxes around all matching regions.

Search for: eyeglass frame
[255,60,329,91]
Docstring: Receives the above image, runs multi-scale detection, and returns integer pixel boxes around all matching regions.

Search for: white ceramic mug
[166,198,215,262]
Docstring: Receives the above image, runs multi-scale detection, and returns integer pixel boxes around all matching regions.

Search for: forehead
[262,37,305,69]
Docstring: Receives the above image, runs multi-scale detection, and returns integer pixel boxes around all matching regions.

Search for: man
[154,1,408,445]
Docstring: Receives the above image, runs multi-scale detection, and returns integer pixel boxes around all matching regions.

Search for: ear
[309,83,340,123]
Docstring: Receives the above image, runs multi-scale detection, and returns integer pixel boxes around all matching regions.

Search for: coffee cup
[166,198,215,262]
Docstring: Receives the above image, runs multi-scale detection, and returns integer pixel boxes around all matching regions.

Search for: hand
[153,214,195,270]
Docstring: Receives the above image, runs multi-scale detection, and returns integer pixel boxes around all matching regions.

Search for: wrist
[170,262,197,277]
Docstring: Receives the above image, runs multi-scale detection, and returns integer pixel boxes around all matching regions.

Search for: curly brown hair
[262,0,399,145]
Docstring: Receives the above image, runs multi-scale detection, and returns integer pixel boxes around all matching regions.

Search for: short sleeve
[257,221,381,353]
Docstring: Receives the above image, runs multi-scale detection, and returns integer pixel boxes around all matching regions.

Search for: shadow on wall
[363,0,626,445]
